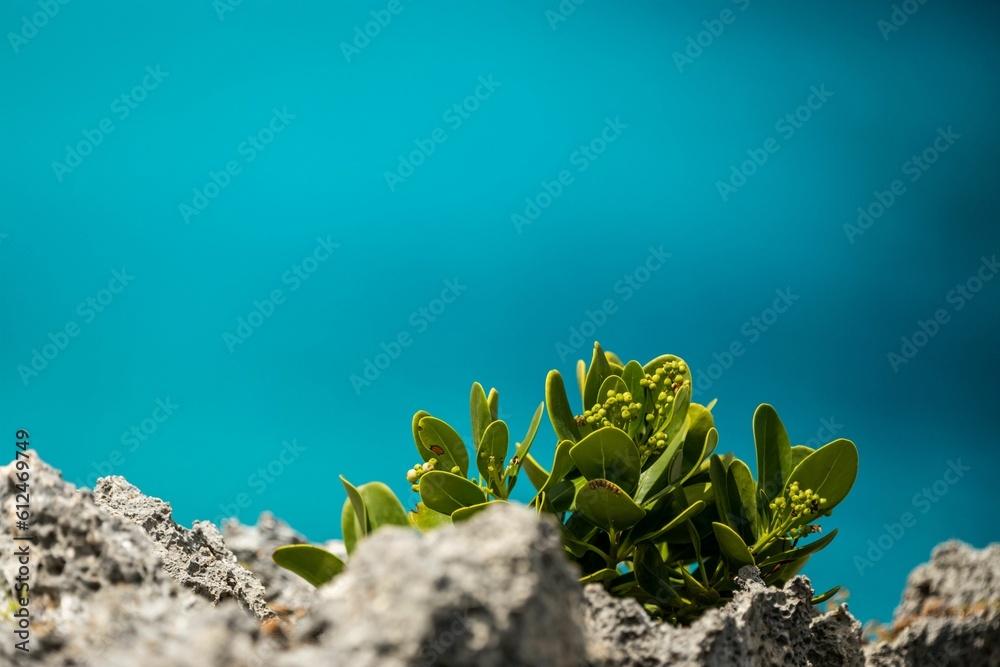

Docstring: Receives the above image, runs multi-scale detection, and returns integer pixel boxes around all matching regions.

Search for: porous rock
[0,451,261,666]
[864,541,1000,667]
[276,501,589,667]
[583,565,864,666]
[94,474,274,622]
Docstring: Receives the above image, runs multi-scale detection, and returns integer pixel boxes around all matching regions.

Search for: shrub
[273,342,858,623]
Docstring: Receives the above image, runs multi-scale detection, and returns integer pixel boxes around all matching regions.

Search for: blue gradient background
[2,0,998,625]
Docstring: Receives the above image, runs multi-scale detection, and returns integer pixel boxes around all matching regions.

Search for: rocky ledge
[1,452,996,666]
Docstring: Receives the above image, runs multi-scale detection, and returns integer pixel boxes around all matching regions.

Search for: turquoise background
[2,0,998,625]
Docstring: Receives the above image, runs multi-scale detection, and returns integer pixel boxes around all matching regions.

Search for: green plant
[273,342,859,624]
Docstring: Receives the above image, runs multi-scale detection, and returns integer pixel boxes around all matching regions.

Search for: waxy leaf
[470,382,492,453]
[408,501,452,533]
[754,404,792,505]
[513,401,545,464]
[272,545,345,587]
[570,427,641,493]
[631,500,706,544]
[726,459,758,544]
[522,453,550,492]
[487,388,499,421]
[712,521,756,567]
[418,416,470,478]
[419,470,487,516]
[340,477,408,555]
[583,343,613,412]
[790,445,814,471]
[757,529,838,568]
[634,543,682,603]
[546,370,581,443]
[634,384,692,505]
[621,360,648,439]
[452,501,502,523]
[476,419,509,489]
[783,439,858,515]
[575,478,646,532]
[411,409,432,461]
[340,476,368,554]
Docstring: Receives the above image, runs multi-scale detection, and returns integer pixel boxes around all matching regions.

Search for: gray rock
[864,541,1000,667]
[276,502,589,667]
[583,565,864,666]
[94,474,275,622]
[0,451,262,666]
[4,450,998,667]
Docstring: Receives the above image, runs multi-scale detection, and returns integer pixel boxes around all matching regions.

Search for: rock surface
[1,451,997,666]
[864,541,1000,667]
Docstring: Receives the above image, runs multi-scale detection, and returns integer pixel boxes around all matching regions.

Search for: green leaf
[546,370,581,443]
[272,545,345,587]
[726,459,759,544]
[340,478,408,555]
[757,529,838,568]
[634,384,692,505]
[570,427,641,493]
[418,470,487,516]
[340,476,368,554]
[580,568,620,585]
[418,416,470,477]
[470,382,492,454]
[487,388,499,421]
[712,521,756,567]
[412,409,432,461]
[513,401,545,464]
[790,445,814,471]
[621,360,648,440]
[521,453,550,492]
[452,501,502,523]
[476,419,509,490]
[408,502,452,533]
[631,500,706,544]
[575,479,646,532]
[709,455,733,533]
[783,439,859,514]
[674,404,716,482]
[583,343,613,411]
[535,440,578,508]
[754,404,792,505]
[811,586,841,605]
[634,543,681,603]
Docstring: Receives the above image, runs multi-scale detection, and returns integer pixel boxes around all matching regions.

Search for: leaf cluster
[273,343,858,623]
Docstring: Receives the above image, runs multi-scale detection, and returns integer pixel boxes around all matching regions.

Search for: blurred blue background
[2,0,998,625]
